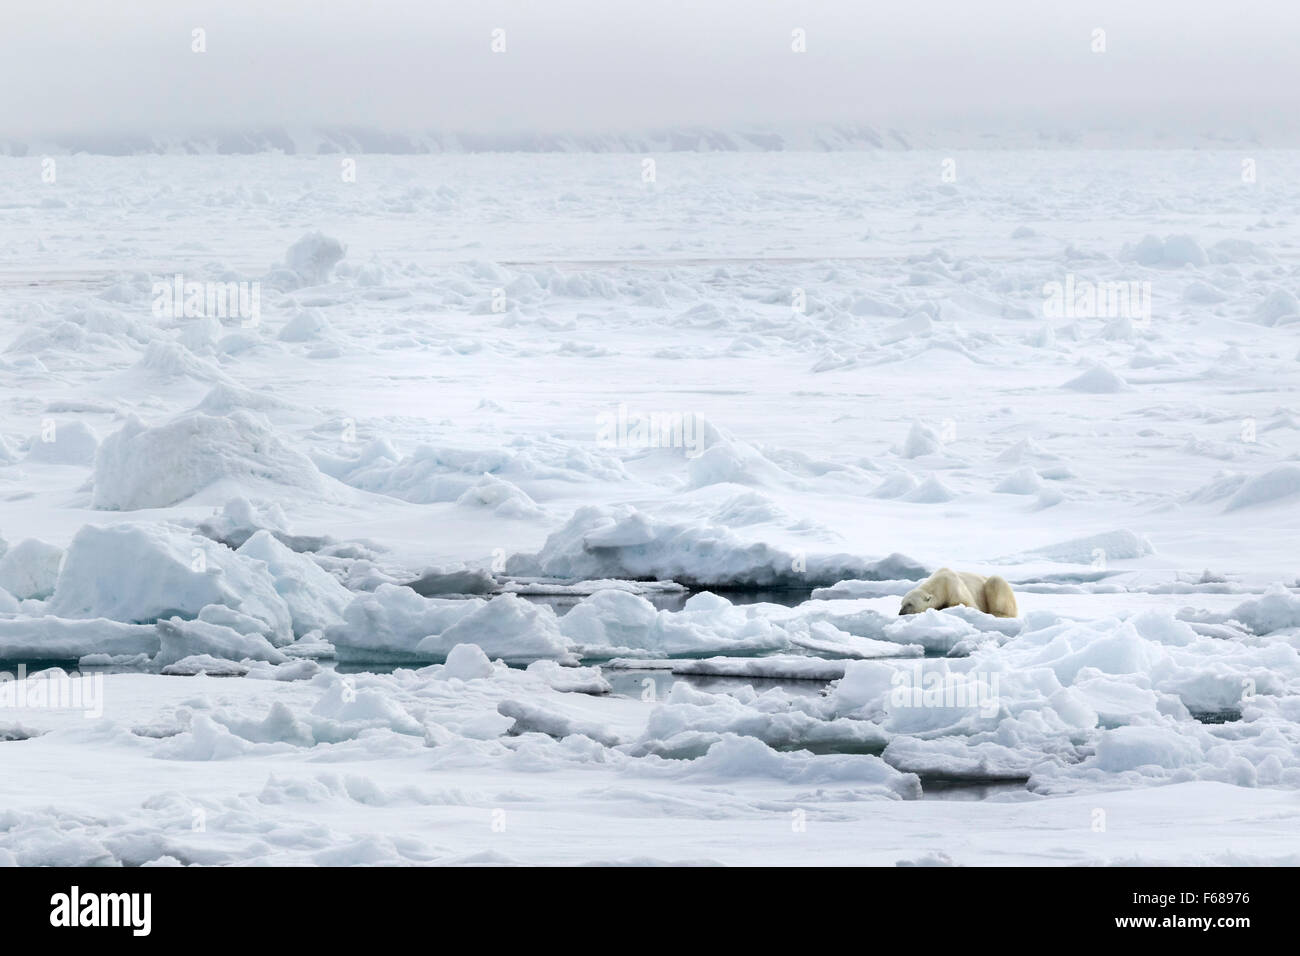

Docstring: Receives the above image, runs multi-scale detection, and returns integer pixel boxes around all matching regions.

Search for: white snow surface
[1,151,1300,864]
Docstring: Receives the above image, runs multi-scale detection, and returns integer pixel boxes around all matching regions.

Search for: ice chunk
[506,504,924,588]
[1225,587,1300,635]
[155,618,287,667]
[497,699,620,746]
[612,655,851,680]
[160,655,251,677]
[439,642,497,680]
[419,595,574,664]
[236,530,353,636]
[523,659,611,694]
[0,538,63,600]
[670,734,919,795]
[1093,725,1204,772]
[283,232,346,286]
[278,308,332,342]
[635,681,888,755]
[883,609,986,654]
[791,620,924,659]
[48,523,293,643]
[882,736,1036,780]
[326,586,574,664]
[405,567,497,596]
[0,617,159,660]
[561,589,784,658]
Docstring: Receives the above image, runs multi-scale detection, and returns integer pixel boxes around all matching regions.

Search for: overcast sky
[3,0,1298,138]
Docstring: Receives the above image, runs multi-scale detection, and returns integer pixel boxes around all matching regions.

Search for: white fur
[898,568,1018,618]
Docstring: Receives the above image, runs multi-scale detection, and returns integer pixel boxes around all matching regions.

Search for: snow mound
[6,303,158,356]
[904,474,956,503]
[316,437,625,504]
[505,504,925,588]
[128,340,235,385]
[278,308,333,342]
[175,315,223,354]
[1182,280,1228,304]
[195,383,295,417]
[1020,529,1153,564]
[896,421,942,459]
[994,466,1043,494]
[1224,465,1300,510]
[1062,365,1129,393]
[710,491,787,526]
[995,437,1058,465]
[1224,587,1300,635]
[455,473,544,518]
[92,411,326,510]
[871,472,918,499]
[283,232,346,286]
[1253,289,1300,327]
[685,434,798,489]
[1208,238,1276,265]
[0,435,19,466]
[1123,233,1207,268]
[24,421,99,465]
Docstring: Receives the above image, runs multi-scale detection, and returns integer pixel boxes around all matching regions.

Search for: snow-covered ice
[2,149,1300,865]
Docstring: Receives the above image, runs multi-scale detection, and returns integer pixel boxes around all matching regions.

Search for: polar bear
[898,568,1018,618]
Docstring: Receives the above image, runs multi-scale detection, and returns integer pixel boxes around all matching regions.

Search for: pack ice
[1,150,1300,865]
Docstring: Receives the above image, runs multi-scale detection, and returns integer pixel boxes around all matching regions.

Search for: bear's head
[898,586,935,615]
